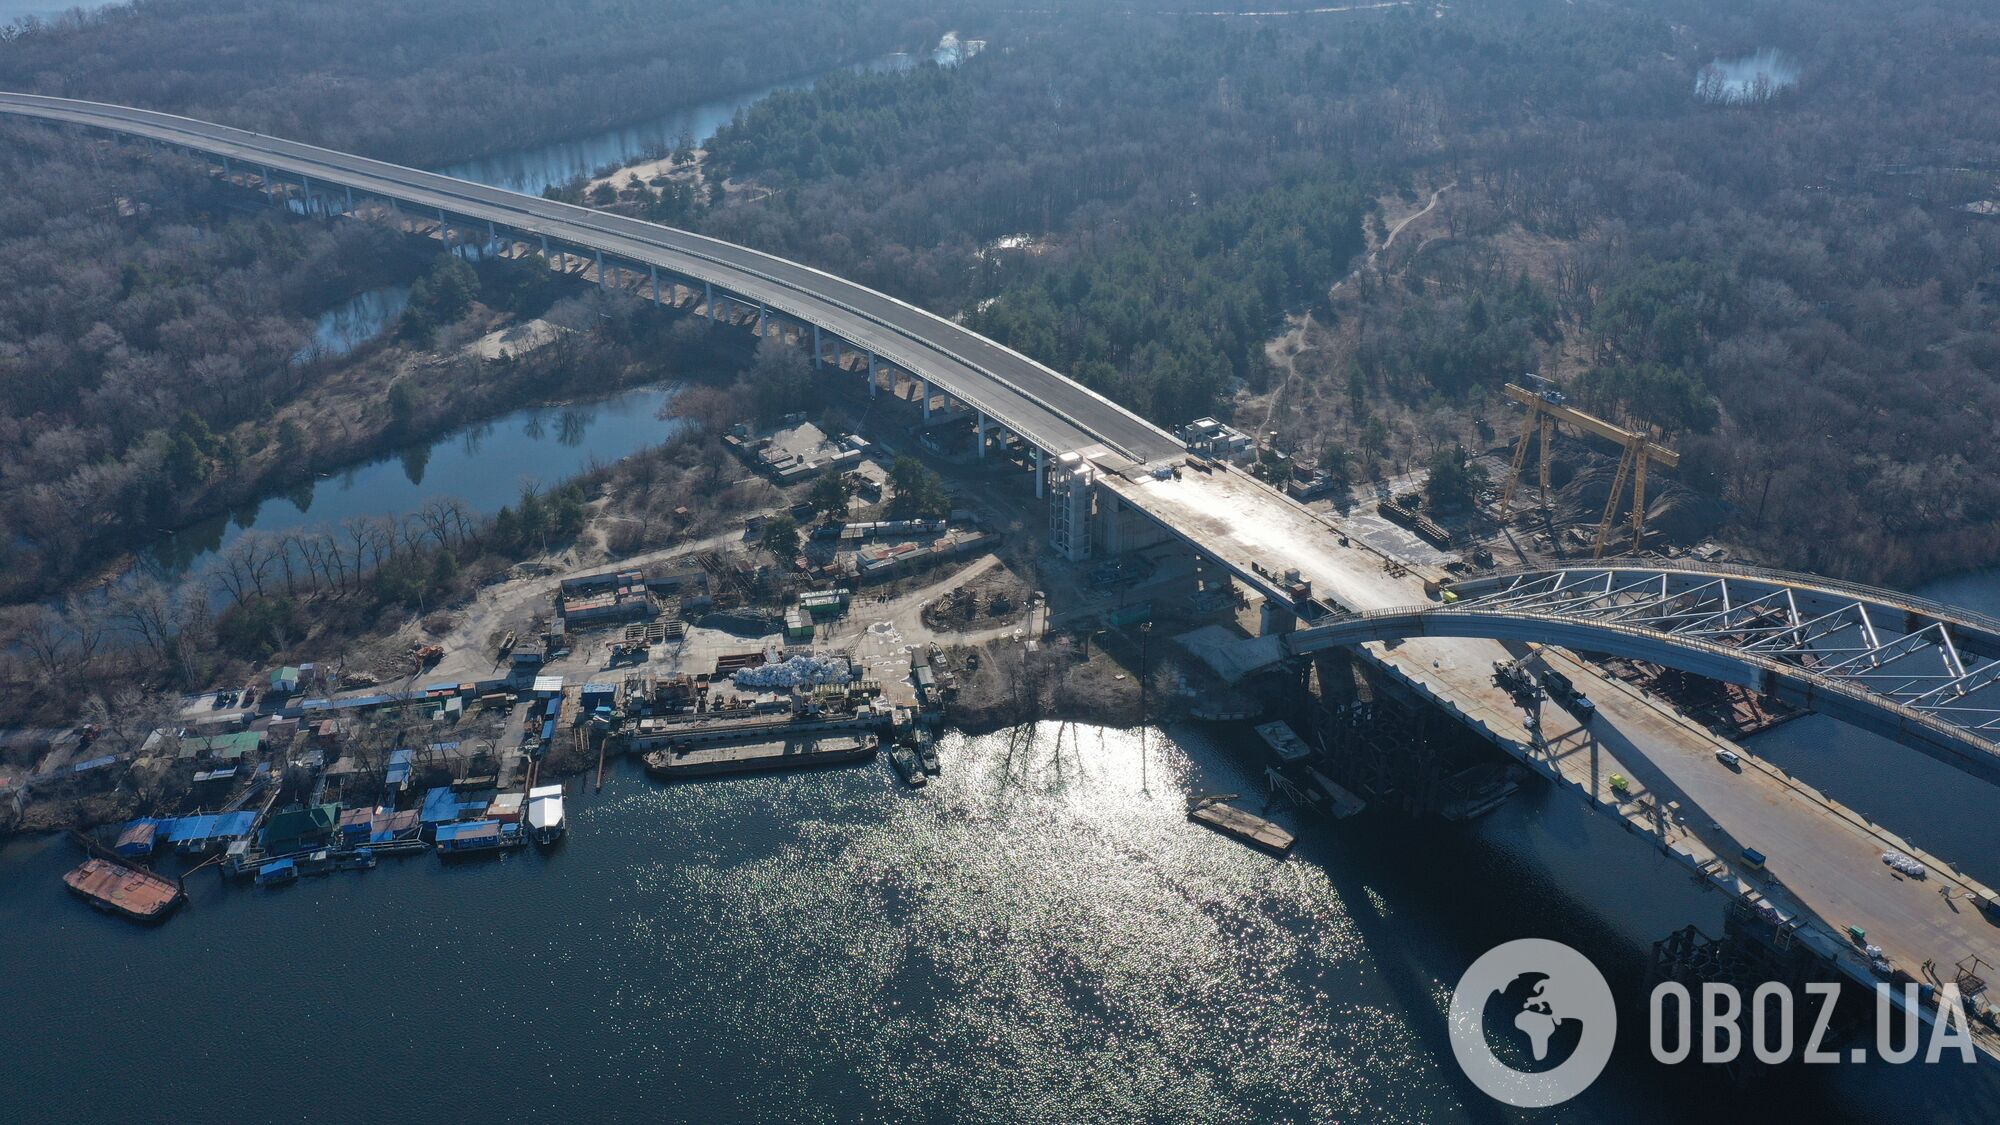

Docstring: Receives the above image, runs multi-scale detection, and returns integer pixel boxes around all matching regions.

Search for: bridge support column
[595,248,604,282]
[650,264,660,303]
[540,233,550,261]
[487,220,497,255]
[300,174,311,213]
[922,379,932,422]
[260,165,272,200]
[868,351,878,398]
[977,412,987,458]
[221,156,230,178]
[1035,447,1045,499]
[1259,601,1298,637]
[706,282,715,320]
[813,325,822,369]
[345,186,354,213]
[756,303,766,336]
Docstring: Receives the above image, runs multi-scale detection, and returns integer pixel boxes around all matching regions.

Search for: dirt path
[1255,181,1454,437]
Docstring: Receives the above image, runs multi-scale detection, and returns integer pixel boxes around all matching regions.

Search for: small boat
[334,847,378,871]
[889,745,928,788]
[913,731,941,775]
[255,858,299,887]
[527,784,567,845]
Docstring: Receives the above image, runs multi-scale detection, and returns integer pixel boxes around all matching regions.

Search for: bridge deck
[1110,468,2000,1049]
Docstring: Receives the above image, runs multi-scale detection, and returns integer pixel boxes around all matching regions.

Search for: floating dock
[643,734,877,779]
[63,858,184,923]
[1186,796,1295,855]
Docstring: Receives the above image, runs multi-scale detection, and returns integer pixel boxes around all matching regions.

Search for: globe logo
[1447,938,1618,1107]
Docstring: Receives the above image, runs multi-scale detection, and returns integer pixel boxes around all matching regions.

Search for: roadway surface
[0,92,1185,468]
[1107,466,2000,1051]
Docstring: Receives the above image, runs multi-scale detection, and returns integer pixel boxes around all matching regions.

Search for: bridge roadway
[1107,467,2000,1051]
[13,92,1998,1049]
[0,92,1185,469]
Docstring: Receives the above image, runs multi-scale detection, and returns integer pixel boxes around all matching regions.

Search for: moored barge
[63,858,185,923]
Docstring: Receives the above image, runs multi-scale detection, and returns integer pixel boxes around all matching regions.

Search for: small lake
[145,384,684,576]
[1696,48,1800,104]
[294,284,410,363]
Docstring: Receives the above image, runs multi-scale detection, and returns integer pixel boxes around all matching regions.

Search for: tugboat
[889,743,928,788]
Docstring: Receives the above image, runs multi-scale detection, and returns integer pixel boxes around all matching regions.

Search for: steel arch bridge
[1284,564,2000,784]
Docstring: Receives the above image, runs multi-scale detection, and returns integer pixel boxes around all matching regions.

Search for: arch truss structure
[1285,565,2000,784]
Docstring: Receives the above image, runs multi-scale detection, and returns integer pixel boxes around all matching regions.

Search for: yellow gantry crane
[1497,380,1679,558]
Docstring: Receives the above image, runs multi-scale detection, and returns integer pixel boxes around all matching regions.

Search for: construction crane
[1497,378,1679,558]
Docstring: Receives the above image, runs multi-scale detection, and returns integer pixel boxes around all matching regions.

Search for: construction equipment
[1497,378,1679,558]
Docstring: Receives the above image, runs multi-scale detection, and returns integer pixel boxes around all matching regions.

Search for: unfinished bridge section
[1286,565,2000,785]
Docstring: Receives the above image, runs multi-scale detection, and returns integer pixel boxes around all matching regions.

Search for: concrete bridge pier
[1260,601,1298,637]
[1035,447,1045,499]
[922,379,932,421]
[813,324,822,369]
[345,185,355,214]
[976,412,988,458]
[868,351,878,397]
[650,264,660,303]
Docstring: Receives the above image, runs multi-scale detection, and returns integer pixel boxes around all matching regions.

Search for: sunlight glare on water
[602,722,1439,1122]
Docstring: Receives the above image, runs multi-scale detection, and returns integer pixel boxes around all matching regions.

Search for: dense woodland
[0,0,947,167]
[0,0,1997,664]
[694,2,2000,583]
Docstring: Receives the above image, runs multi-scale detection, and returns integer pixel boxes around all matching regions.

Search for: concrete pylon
[813,325,822,369]
[1035,447,1045,499]
[922,379,932,422]
[977,412,988,458]
[868,352,878,397]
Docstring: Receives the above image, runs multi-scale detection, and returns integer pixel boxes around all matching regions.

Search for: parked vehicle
[1716,749,1742,769]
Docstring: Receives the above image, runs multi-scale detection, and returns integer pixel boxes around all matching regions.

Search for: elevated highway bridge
[1284,565,2000,786]
[10,94,1998,1052]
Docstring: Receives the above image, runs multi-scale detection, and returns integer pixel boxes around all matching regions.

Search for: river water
[3,713,1996,1122]
[439,50,932,198]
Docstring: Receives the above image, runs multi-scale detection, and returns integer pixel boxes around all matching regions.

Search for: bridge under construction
[9,92,1997,1057]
